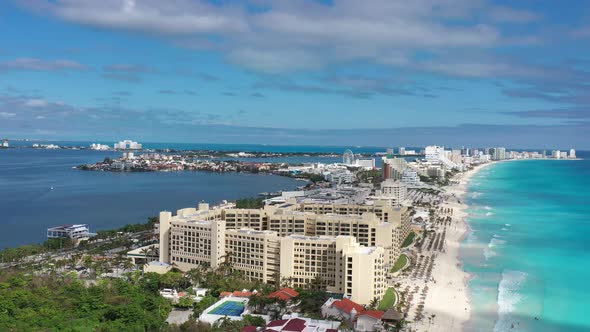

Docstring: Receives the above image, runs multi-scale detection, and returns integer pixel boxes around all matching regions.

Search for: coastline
[413,161,497,332]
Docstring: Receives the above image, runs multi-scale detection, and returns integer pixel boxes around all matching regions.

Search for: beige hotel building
[157,200,407,305]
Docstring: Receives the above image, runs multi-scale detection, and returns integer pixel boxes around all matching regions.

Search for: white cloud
[0,112,16,118]
[24,99,49,107]
[21,0,540,74]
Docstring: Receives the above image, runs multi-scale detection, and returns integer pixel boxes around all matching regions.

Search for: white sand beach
[405,162,495,332]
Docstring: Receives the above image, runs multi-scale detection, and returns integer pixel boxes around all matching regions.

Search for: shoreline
[412,161,497,332]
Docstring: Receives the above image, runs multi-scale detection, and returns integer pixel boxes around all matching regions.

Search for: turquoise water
[462,158,590,331]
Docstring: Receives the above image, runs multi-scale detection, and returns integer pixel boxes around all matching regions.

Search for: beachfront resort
[2,144,578,332]
[115,145,575,331]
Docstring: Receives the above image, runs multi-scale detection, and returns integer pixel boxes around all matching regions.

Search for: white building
[570,149,576,159]
[398,147,405,155]
[1,139,8,148]
[89,143,110,150]
[378,179,407,205]
[425,146,445,161]
[325,169,354,184]
[47,224,91,239]
[552,150,561,159]
[492,147,507,161]
[401,168,421,186]
[114,140,142,150]
[353,158,376,169]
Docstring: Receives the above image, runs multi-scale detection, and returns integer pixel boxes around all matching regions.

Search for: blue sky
[0,0,589,149]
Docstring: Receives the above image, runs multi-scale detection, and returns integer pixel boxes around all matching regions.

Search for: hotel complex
[147,145,578,309]
[155,199,410,305]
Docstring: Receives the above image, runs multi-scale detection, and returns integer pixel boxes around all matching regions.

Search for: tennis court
[209,301,245,316]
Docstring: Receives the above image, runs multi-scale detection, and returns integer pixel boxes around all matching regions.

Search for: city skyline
[1,1,589,148]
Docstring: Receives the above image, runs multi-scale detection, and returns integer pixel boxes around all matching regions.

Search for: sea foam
[494,270,527,332]
[484,238,506,260]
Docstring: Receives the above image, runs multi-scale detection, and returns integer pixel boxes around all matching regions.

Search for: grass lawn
[390,254,409,273]
[378,288,397,311]
[401,232,416,248]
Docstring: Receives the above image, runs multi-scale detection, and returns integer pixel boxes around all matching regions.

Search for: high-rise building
[492,147,506,160]
[382,157,407,180]
[1,139,8,148]
[154,199,409,305]
[425,145,445,161]
[552,150,561,159]
[401,168,421,186]
[379,179,407,205]
[114,140,142,150]
[398,147,405,155]
[569,149,576,159]
[280,235,386,305]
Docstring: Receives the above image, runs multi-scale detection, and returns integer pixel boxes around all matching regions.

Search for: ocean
[0,148,305,249]
[462,154,590,331]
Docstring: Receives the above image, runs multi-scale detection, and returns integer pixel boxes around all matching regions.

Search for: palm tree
[140,247,151,265]
[307,275,324,291]
[369,297,379,310]
[218,251,234,276]
[187,268,204,286]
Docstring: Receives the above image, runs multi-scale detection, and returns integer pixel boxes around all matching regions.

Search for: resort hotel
[148,197,410,305]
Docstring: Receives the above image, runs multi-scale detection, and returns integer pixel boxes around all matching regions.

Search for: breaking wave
[493,270,527,332]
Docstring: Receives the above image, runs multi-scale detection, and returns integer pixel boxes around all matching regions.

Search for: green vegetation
[0,271,171,331]
[0,238,75,263]
[193,295,218,316]
[176,314,266,332]
[281,172,325,183]
[305,173,327,183]
[94,216,159,239]
[176,296,195,309]
[356,169,383,184]
[235,197,265,209]
[377,288,397,311]
[0,216,159,264]
[401,232,416,248]
[296,289,329,319]
[390,254,409,273]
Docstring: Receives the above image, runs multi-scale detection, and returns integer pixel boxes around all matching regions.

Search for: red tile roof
[241,326,257,332]
[282,318,306,332]
[359,310,385,320]
[220,290,253,298]
[268,288,300,301]
[332,298,365,314]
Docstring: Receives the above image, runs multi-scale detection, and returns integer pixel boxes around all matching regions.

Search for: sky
[0,0,589,149]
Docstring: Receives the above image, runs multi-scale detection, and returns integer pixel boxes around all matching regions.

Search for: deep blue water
[0,148,304,249]
[462,153,590,332]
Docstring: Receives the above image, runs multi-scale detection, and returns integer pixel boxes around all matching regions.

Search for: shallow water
[462,157,590,332]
